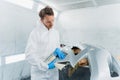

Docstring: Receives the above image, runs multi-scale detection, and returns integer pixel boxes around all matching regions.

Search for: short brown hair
[39,6,54,19]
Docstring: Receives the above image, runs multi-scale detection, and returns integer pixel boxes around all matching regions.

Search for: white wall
[57,4,120,56]
[0,1,36,80]
[0,61,30,80]
[0,1,37,56]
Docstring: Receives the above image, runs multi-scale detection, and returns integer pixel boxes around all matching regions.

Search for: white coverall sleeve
[56,31,60,48]
[25,31,48,71]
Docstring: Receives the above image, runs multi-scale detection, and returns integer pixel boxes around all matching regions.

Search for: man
[25,6,66,80]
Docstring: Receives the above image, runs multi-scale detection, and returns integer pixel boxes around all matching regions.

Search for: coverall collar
[38,21,53,31]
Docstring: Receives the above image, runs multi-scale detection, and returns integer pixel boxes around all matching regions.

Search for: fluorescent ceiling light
[5,0,34,9]
[5,54,25,64]
[38,0,56,8]
[58,0,91,6]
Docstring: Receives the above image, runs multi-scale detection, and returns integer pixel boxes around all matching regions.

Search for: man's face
[41,15,54,30]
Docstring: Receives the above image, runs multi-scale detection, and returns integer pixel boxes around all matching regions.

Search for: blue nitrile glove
[48,60,56,69]
[54,48,66,59]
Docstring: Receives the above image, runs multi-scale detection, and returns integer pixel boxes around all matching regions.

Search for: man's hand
[48,60,56,69]
[54,48,66,59]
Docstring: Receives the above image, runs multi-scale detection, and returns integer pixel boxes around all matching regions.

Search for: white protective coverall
[25,21,59,80]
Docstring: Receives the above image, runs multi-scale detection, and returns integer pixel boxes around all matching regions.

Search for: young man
[25,6,66,80]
